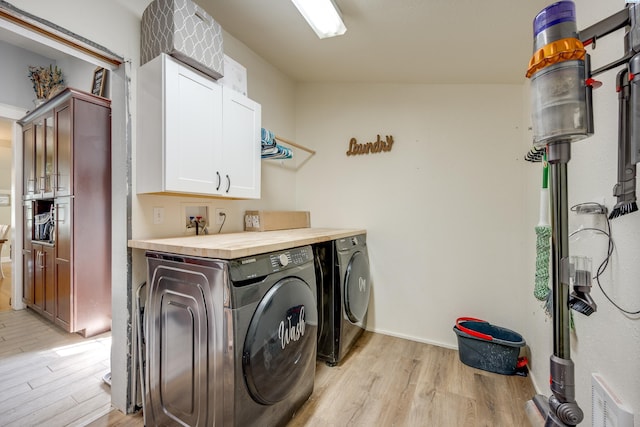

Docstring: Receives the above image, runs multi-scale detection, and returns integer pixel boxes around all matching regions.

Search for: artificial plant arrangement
[28,64,65,101]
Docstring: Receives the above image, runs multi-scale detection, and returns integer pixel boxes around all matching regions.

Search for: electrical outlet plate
[215,208,226,225]
[153,207,164,224]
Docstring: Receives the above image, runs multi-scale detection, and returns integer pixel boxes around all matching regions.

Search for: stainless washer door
[344,251,371,324]
[243,277,318,405]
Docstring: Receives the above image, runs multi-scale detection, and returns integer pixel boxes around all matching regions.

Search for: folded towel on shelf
[260,127,292,159]
[261,128,276,149]
[262,144,293,159]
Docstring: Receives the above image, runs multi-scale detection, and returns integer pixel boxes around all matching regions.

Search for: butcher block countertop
[128,227,366,259]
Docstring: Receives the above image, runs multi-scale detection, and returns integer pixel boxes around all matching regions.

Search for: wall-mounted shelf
[275,135,316,156]
[261,132,315,170]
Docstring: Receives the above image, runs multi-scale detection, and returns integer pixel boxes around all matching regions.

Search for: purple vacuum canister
[528,1,591,147]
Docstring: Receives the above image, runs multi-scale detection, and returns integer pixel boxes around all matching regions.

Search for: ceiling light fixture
[291,0,347,39]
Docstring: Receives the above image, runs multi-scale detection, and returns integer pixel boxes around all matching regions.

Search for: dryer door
[243,277,318,405]
[344,251,371,323]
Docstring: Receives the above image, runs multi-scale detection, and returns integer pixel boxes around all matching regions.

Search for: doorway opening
[0,0,132,415]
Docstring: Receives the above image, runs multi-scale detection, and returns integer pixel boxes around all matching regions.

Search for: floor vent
[591,373,633,427]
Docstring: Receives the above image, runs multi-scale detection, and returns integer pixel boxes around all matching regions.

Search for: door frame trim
[0,1,123,69]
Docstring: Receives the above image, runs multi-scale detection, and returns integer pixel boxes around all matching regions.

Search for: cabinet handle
[55,205,65,224]
[216,171,221,191]
[225,175,230,193]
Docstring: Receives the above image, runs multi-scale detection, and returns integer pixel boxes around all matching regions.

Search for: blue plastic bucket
[453,317,525,375]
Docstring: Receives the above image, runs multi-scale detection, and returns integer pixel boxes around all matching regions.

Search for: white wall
[0,41,56,109]
[295,83,529,346]
[522,0,640,424]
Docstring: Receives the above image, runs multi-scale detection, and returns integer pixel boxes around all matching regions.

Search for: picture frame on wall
[91,67,107,97]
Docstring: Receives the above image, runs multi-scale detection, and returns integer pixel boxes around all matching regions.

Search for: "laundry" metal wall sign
[346,134,394,156]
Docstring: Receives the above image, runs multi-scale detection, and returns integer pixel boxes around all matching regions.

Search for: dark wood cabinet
[20,88,112,337]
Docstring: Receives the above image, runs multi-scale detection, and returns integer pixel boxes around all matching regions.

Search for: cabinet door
[22,202,34,305]
[43,115,55,197]
[165,55,224,194]
[54,197,72,330]
[32,243,44,312]
[23,124,36,198]
[54,103,72,196]
[34,114,54,198]
[221,89,261,199]
[39,245,55,322]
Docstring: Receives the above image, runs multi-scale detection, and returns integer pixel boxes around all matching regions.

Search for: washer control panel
[230,245,313,282]
[269,246,312,270]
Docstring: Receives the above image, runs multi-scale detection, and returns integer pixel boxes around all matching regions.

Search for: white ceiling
[125,0,553,85]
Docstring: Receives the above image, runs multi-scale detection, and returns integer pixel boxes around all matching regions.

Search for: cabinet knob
[216,171,221,191]
[225,175,230,193]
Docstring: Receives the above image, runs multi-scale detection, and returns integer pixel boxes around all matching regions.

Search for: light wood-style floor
[90,331,536,427]
[2,262,535,426]
[0,308,112,426]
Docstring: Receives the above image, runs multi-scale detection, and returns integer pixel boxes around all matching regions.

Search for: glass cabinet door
[34,117,44,195]
[54,104,71,196]
[34,114,54,197]
[23,125,35,197]
[44,115,54,195]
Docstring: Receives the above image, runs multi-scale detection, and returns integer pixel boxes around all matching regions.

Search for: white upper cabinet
[221,89,261,198]
[137,53,261,199]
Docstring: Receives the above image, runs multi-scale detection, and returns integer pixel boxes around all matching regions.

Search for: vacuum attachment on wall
[568,256,597,316]
[610,57,639,219]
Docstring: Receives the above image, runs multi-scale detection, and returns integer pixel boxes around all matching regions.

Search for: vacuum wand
[545,142,584,426]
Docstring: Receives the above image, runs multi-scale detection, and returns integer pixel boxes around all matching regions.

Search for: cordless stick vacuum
[525,2,640,426]
[525,2,593,425]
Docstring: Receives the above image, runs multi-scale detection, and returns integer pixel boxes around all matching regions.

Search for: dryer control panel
[230,245,313,282]
[336,234,366,252]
